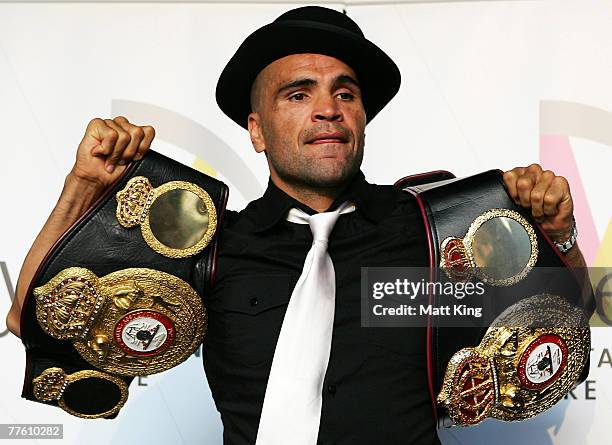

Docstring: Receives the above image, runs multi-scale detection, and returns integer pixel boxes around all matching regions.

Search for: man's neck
[270,176,348,213]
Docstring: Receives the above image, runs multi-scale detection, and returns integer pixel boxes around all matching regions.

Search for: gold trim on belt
[33,367,129,419]
[115,176,217,258]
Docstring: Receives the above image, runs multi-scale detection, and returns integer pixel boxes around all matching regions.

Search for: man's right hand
[5,116,155,337]
[71,116,155,189]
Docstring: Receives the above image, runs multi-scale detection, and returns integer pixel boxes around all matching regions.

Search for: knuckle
[543,194,557,206]
[530,191,543,202]
[541,170,555,179]
[143,125,155,137]
[516,176,532,190]
[503,171,516,181]
[116,131,131,145]
[113,115,128,123]
[89,117,104,127]
[553,175,568,187]
[129,126,144,139]
[527,163,542,172]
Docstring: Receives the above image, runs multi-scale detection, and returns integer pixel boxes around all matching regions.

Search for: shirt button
[249,297,259,306]
[327,384,336,395]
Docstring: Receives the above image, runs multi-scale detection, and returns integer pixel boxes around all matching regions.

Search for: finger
[135,125,155,160]
[112,117,144,164]
[503,167,525,204]
[529,170,555,221]
[89,118,118,157]
[103,119,131,172]
[515,164,544,208]
[113,115,129,125]
[516,172,538,208]
[544,176,572,217]
[525,163,544,176]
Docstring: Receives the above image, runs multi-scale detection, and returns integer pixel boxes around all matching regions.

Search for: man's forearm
[6,173,104,337]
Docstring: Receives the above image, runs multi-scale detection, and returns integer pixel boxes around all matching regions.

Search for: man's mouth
[306,132,349,145]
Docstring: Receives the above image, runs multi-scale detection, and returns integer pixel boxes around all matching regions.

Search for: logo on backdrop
[540,100,612,325]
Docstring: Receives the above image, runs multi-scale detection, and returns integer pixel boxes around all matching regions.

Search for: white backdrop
[0,1,611,444]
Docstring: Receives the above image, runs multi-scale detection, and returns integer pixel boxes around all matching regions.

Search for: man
[6,6,585,445]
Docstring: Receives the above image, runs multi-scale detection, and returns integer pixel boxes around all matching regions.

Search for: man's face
[248,54,366,191]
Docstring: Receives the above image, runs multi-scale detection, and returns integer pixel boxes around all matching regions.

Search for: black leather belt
[397,169,592,427]
[19,150,228,418]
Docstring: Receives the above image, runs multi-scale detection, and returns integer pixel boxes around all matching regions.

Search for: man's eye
[289,93,306,101]
[337,92,354,100]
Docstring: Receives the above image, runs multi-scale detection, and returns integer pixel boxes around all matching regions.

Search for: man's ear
[248,112,266,154]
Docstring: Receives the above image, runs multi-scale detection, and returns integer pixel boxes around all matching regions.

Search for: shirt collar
[253,170,396,233]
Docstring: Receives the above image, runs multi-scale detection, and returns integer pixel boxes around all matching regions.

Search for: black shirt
[202,171,441,445]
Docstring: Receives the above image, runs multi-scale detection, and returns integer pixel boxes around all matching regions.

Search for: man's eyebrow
[332,74,360,91]
[276,78,317,96]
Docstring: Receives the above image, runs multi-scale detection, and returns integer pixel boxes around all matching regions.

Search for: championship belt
[19,150,228,419]
[397,170,592,427]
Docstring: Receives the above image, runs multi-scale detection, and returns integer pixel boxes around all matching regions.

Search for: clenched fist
[503,164,574,243]
[71,116,155,189]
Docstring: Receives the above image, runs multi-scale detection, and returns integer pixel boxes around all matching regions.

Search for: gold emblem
[116,176,217,258]
[33,367,128,419]
[32,367,67,402]
[440,208,538,286]
[34,268,105,340]
[437,294,590,425]
[34,267,206,376]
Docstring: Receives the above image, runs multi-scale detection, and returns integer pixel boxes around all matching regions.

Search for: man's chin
[300,166,359,189]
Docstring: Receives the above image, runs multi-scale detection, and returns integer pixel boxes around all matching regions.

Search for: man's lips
[309,138,345,144]
[306,132,349,144]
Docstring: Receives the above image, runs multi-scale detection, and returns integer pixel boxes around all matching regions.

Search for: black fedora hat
[216,6,401,129]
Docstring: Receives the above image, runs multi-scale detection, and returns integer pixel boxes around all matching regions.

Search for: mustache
[302,123,351,143]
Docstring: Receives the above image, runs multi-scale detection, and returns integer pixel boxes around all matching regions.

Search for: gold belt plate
[34,267,206,376]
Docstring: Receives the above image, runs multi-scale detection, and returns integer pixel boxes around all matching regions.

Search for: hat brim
[216,20,401,129]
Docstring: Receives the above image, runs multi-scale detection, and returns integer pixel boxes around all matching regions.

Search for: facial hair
[264,122,365,191]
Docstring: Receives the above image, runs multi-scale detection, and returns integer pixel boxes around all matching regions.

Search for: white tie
[255,201,356,445]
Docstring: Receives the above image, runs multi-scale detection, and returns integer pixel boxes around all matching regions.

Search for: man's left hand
[503,163,574,243]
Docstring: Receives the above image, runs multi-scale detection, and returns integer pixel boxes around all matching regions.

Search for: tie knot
[286,201,356,243]
[308,211,340,243]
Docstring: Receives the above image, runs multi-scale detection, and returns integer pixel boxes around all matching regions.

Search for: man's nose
[312,95,342,122]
